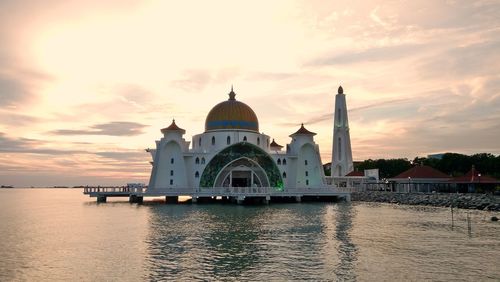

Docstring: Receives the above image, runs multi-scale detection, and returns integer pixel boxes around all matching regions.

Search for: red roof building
[391,165,450,180]
[389,165,451,193]
[346,170,364,177]
[451,167,499,184]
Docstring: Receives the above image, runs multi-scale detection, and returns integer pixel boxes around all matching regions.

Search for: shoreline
[352,191,500,211]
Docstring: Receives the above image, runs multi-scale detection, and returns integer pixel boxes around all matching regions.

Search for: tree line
[324,153,500,179]
[353,153,500,179]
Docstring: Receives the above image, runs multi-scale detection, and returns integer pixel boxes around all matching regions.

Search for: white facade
[147,89,328,192]
[331,86,354,176]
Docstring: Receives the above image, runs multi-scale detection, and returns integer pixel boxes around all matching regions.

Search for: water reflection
[143,204,338,280]
[201,207,262,278]
[144,205,267,280]
[1,190,499,281]
[334,203,358,281]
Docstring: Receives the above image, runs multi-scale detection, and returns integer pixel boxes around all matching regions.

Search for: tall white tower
[331,86,353,176]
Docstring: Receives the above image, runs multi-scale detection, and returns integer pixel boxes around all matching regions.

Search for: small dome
[205,87,259,132]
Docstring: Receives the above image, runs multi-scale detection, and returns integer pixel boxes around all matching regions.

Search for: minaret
[331,86,353,176]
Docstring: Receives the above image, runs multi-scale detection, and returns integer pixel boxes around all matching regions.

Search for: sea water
[0,189,498,281]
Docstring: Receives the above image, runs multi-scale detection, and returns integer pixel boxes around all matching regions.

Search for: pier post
[97,196,107,203]
[191,197,198,204]
[295,196,302,203]
[263,195,271,205]
[129,195,143,204]
[344,194,351,202]
[237,196,245,205]
[165,196,179,204]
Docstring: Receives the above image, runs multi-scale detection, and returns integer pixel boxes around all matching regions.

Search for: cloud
[0,111,42,126]
[51,121,148,136]
[277,97,414,126]
[95,151,148,161]
[307,43,427,66]
[417,40,500,79]
[245,72,296,81]
[170,70,213,92]
[0,132,86,155]
[0,65,52,108]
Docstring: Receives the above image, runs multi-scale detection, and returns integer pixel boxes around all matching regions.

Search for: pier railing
[83,185,351,197]
[83,186,144,194]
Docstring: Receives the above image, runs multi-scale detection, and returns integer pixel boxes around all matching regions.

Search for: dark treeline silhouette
[353,153,500,179]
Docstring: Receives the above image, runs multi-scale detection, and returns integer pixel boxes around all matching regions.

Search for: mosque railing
[200,186,272,195]
[197,186,350,196]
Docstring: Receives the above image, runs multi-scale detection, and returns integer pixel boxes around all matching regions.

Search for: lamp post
[408,176,411,193]
[478,173,481,192]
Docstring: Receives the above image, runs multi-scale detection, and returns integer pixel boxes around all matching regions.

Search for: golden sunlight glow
[1,0,499,185]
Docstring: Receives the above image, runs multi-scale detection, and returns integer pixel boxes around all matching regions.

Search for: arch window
[170,170,174,176]
[306,179,309,186]
[257,137,260,145]
[283,159,287,165]
[170,179,173,185]
[243,136,247,142]
[195,157,200,164]
[305,160,308,166]
[201,157,205,164]
[212,136,215,145]
[337,108,342,124]
[283,172,287,178]
[305,171,308,177]
[195,171,199,178]
[338,137,342,161]
[199,138,202,147]
[277,158,281,165]
[227,136,231,145]
[170,158,174,164]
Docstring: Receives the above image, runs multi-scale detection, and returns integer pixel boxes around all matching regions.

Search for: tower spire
[228,85,236,100]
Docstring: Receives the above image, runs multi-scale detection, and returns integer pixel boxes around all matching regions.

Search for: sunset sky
[1,0,499,186]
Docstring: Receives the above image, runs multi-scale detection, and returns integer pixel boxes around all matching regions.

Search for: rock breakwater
[351,191,500,211]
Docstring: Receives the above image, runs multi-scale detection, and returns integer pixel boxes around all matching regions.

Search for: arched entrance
[214,158,270,187]
[199,142,283,190]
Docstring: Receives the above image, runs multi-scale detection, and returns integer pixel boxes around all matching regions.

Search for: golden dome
[205,87,259,132]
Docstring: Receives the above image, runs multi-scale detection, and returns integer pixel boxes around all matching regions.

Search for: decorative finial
[338,85,344,94]
[228,85,236,100]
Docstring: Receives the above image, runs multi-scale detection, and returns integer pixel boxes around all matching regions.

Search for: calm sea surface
[0,189,499,281]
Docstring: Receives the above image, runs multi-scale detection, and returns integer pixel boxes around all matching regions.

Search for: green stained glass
[200,142,283,190]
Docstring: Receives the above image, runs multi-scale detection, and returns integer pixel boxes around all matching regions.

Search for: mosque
[146,86,354,194]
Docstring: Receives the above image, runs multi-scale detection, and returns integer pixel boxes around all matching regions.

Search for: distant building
[389,165,451,192]
[450,166,500,193]
[427,153,446,160]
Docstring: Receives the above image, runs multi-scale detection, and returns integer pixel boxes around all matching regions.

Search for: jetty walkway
[83,186,351,204]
